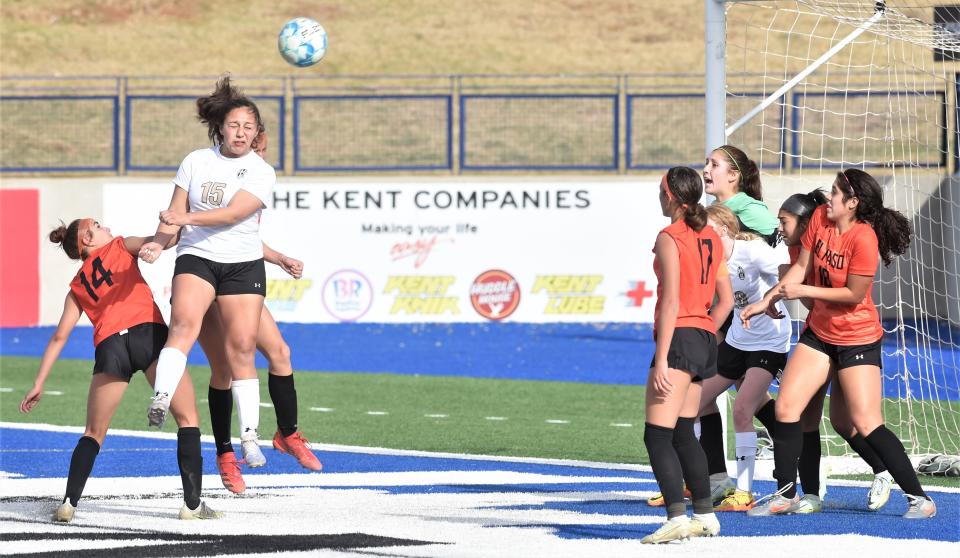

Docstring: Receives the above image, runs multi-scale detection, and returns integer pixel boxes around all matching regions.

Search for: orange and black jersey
[69,236,164,346]
[800,205,882,345]
[653,219,725,334]
[789,244,816,284]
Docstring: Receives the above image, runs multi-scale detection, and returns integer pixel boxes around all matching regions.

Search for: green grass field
[0,355,647,463]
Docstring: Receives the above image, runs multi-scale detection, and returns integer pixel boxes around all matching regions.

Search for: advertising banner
[104,181,665,323]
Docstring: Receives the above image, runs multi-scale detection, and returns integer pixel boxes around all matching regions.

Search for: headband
[839,169,853,191]
[661,175,675,202]
[76,219,90,259]
[718,147,743,175]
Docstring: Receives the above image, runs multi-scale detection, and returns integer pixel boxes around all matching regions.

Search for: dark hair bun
[49,225,67,244]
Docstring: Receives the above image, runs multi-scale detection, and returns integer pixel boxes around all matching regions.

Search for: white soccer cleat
[688,513,720,537]
[147,392,171,429]
[746,483,798,517]
[641,516,691,544]
[240,430,267,468]
[867,470,893,511]
[902,494,936,519]
[178,500,223,520]
[53,500,75,523]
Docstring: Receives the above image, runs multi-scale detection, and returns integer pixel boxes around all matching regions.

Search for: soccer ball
[278,17,327,67]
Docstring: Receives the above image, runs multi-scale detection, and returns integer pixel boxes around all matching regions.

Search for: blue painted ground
[2,321,957,398]
[1,426,958,543]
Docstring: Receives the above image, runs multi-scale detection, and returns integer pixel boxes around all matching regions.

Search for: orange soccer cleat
[216,451,246,494]
[273,431,323,471]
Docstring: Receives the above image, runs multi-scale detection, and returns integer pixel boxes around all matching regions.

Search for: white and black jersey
[724,238,792,353]
[173,147,275,263]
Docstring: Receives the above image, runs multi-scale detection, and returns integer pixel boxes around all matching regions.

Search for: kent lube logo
[470,270,520,321]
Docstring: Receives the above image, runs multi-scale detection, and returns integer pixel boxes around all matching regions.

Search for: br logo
[322,269,374,322]
[470,269,520,321]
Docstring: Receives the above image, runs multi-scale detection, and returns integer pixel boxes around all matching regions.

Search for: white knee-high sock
[735,431,758,492]
[231,378,261,438]
[153,348,188,401]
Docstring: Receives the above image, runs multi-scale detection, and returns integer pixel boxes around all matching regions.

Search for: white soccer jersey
[173,147,275,263]
[724,239,792,353]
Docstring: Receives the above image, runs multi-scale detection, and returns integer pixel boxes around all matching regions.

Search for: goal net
[722,0,960,469]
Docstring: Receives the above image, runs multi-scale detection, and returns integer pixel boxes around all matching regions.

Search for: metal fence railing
[0,73,956,174]
[295,95,452,171]
[1,95,120,172]
[461,94,618,171]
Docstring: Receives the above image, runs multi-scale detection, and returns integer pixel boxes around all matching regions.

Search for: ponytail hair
[716,144,763,200]
[780,188,828,225]
[665,166,708,232]
[49,219,84,260]
[196,75,263,146]
[838,169,912,265]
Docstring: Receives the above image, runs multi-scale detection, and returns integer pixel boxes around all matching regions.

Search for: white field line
[4,421,960,493]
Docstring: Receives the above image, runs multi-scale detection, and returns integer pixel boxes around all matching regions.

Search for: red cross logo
[625,281,654,307]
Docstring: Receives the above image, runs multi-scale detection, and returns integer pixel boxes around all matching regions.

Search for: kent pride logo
[470,270,520,321]
[322,270,374,322]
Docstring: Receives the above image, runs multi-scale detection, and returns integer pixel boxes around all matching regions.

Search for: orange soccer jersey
[653,219,724,334]
[800,205,882,345]
[789,244,801,264]
[69,236,164,346]
[789,244,816,284]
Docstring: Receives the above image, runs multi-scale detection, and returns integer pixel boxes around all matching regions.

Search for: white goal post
[705,0,960,471]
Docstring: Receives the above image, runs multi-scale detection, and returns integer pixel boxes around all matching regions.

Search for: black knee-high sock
[772,420,802,498]
[842,432,887,474]
[268,373,298,437]
[208,386,234,456]
[864,425,927,498]
[698,412,727,476]
[177,427,202,510]
[673,417,713,515]
[644,423,686,519]
[798,429,821,497]
[64,436,100,507]
[755,399,777,438]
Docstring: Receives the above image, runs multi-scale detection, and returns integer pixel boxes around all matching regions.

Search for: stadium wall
[0,175,953,328]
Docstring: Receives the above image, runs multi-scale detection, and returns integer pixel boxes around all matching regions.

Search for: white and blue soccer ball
[278,17,328,67]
